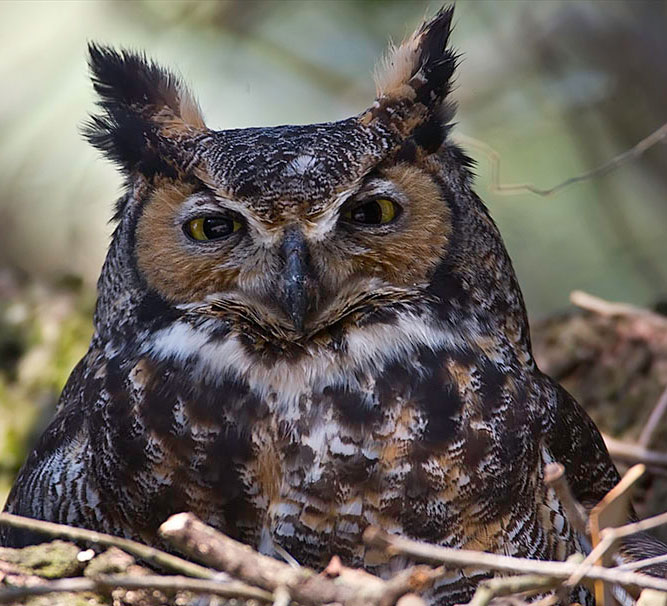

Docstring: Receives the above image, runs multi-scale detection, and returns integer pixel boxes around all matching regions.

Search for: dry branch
[160,512,439,606]
[617,554,667,572]
[467,574,562,606]
[363,527,667,593]
[543,463,589,539]
[602,434,667,469]
[639,386,667,449]
[456,121,667,198]
[0,512,216,580]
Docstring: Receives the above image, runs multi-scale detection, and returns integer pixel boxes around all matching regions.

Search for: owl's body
[2,8,664,604]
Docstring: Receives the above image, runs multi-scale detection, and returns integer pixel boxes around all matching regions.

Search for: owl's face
[135,127,450,339]
[87,8,530,354]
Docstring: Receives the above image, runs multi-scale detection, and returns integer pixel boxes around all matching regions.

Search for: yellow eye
[184,216,243,241]
[342,198,401,225]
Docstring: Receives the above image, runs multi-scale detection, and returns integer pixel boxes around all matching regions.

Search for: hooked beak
[279,227,312,332]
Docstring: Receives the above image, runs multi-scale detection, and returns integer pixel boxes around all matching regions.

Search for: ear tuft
[375,6,457,104]
[364,6,458,152]
[83,43,205,176]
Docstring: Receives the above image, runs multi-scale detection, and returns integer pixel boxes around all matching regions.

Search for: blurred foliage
[0,0,666,315]
[0,0,666,509]
[0,271,94,506]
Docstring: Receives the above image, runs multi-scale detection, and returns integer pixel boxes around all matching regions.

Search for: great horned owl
[2,7,664,604]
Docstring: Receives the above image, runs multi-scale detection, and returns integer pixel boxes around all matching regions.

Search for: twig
[273,585,291,606]
[567,464,644,602]
[363,527,667,593]
[602,434,667,468]
[0,573,274,604]
[616,554,667,572]
[0,513,215,579]
[455,121,667,198]
[566,508,667,593]
[543,463,590,539]
[639,386,667,449]
[160,512,438,606]
[601,511,667,543]
[467,574,561,606]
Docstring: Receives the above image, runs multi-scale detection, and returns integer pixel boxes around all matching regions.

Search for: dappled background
[1,0,666,509]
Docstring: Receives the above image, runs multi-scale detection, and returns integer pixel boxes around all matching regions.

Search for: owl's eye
[342,198,401,225]
[184,215,243,241]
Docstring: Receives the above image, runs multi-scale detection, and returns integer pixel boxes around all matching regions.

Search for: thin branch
[0,513,216,580]
[273,585,291,606]
[565,534,616,588]
[543,463,590,540]
[601,511,667,543]
[467,574,561,606]
[455,121,667,198]
[639,386,667,449]
[602,434,667,469]
[363,527,667,593]
[616,554,667,572]
[0,573,274,605]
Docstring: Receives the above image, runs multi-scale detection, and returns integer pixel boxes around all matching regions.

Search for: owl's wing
[0,354,94,546]
[547,381,667,575]
[547,383,620,509]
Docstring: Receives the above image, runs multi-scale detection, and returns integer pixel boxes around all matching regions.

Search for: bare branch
[616,554,667,572]
[160,512,438,606]
[601,511,667,543]
[363,527,667,593]
[543,463,590,539]
[0,513,216,579]
[602,434,667,469]
[467,574,561,606]
[455,121,667,198]
[639,386,667,449]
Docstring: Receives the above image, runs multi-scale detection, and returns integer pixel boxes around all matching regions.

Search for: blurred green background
[1,0,666,507]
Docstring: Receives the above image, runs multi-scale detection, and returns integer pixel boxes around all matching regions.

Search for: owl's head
[88,6,530,356]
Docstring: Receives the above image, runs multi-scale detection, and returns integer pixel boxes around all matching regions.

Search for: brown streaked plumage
[3,6,665,605]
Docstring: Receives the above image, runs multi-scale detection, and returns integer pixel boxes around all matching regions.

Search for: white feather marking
[304,187,356,242]
[283,154,319,177]
[149,313,473,426]
[150,322,210,363]
[339,499,363,517]
[329,435,357,457]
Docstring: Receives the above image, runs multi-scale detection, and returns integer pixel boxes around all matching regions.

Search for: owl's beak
[279,227,312,333]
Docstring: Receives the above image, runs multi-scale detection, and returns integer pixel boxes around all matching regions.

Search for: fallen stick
[160,512,438,606]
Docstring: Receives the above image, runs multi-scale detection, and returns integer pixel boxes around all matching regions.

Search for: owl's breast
[134,317,574,576]
[215,350,543,575]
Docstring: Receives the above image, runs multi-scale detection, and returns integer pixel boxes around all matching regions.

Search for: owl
[2,7,664,605]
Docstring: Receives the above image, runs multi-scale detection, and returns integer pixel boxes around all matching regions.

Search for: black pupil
[203,217,234,239]
[352,201,385,224]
